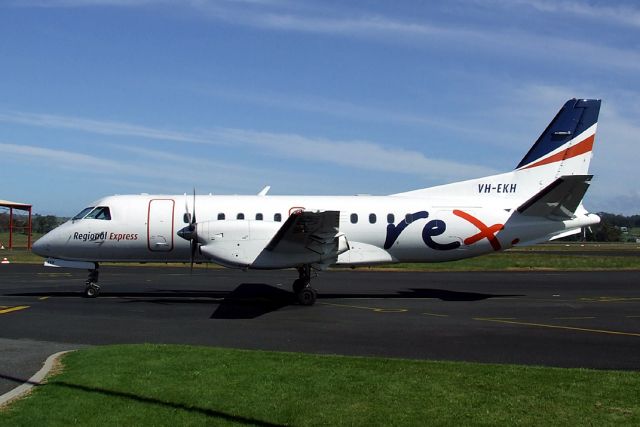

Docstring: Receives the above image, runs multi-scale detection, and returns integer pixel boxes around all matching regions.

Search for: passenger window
[72,207,94,221]
[369,213,376,224]
[183,213,191,224]
[405,213,413,224]
[237,213,245,220]
[350,213,358,224]
[387,213,395,224]
[274,213,282,222]
[86,206,111,220]
[217,213,225,220]
[256,213,263,220]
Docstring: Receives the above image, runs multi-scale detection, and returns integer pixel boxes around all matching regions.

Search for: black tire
[297,288,317,306]
[84,285,99,298]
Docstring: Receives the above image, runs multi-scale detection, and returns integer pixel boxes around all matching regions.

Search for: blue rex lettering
[384,211,428,249]
[422,220,461,250]
[384,211,460,251]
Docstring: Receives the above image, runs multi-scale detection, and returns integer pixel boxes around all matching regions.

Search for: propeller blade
[177,188,199,273]
[192,187,197,226]
[190,238,197,273]
[190,188,197,273]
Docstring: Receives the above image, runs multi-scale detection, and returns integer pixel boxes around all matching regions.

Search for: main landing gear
[84,264,100,298]
[293,265,317,306]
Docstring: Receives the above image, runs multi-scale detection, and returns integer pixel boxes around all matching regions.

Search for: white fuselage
[32,193,596,269]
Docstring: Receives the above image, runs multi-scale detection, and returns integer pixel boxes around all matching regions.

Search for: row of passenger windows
[350,213,401,224]
[189,212,414,225]
[350,213,424,224]
[215,213,283,222]
[349,213,425,224]
[184,213,284,223]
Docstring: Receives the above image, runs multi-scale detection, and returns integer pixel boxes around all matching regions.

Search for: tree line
[0,213,66,234]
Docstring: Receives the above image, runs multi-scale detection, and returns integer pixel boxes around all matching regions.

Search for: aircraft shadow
[6,284,521,319]
[209,285,520,319]
[320,288,519,302]
[209,284,295,319]
[0,373,283,426]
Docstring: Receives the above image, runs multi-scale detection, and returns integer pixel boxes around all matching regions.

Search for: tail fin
[516,98,600,176]
[392,98,601,205]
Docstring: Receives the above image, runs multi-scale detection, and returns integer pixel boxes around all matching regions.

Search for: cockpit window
[85,206,112,220]
[72,207,94,220]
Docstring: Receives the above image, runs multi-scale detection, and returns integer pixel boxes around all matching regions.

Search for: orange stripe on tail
[522,134,594,170]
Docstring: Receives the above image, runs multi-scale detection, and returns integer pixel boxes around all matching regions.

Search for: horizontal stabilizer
[517,175,592,219]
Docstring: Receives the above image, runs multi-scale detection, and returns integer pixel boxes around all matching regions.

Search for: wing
[266,210,346,256]
[261,210,350,269]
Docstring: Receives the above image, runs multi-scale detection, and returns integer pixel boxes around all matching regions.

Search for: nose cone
[32,233,52,257]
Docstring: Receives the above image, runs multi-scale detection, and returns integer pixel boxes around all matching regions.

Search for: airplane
[32,98,602,305]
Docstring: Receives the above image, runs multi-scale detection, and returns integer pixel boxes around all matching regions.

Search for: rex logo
[384,210,504,252]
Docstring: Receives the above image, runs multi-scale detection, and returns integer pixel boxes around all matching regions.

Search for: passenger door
[147,199,175,252]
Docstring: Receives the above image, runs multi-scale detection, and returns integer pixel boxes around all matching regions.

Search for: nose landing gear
[84,264,100,298]
[293,265,317,306]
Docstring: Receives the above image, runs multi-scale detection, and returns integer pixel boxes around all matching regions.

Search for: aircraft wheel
[292,278,307,294]
[84,284,100,298]
[297,287,317,306]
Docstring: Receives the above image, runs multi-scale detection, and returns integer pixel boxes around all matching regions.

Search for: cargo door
[147,199,175,252]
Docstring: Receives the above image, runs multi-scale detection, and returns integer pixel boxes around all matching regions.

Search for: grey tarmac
[1,264,639,394]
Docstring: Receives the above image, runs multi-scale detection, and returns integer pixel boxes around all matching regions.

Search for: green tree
[594,221,622,242]
[32,215,60,233]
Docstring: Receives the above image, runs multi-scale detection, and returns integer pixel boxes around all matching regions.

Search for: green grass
[0,232,42,250]
[513,242,640,251]
[377,252,640,271]
[1,345,639,426]
[0,249,221,269]
[3,245,640,270]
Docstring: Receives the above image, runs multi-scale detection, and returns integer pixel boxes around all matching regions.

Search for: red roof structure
[0,199,33,249]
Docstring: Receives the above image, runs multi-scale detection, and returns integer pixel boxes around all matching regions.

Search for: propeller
[177,188,198,272]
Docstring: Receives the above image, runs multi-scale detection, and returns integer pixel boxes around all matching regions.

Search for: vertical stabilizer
[392,99,601,207]
[516,99,600,176]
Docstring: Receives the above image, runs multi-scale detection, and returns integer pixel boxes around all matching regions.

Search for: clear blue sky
[1,0,639,216]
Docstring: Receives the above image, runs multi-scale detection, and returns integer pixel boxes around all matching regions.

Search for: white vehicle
[33,99,601,305]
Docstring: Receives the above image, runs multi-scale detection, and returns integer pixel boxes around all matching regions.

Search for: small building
[0,199,33,249]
